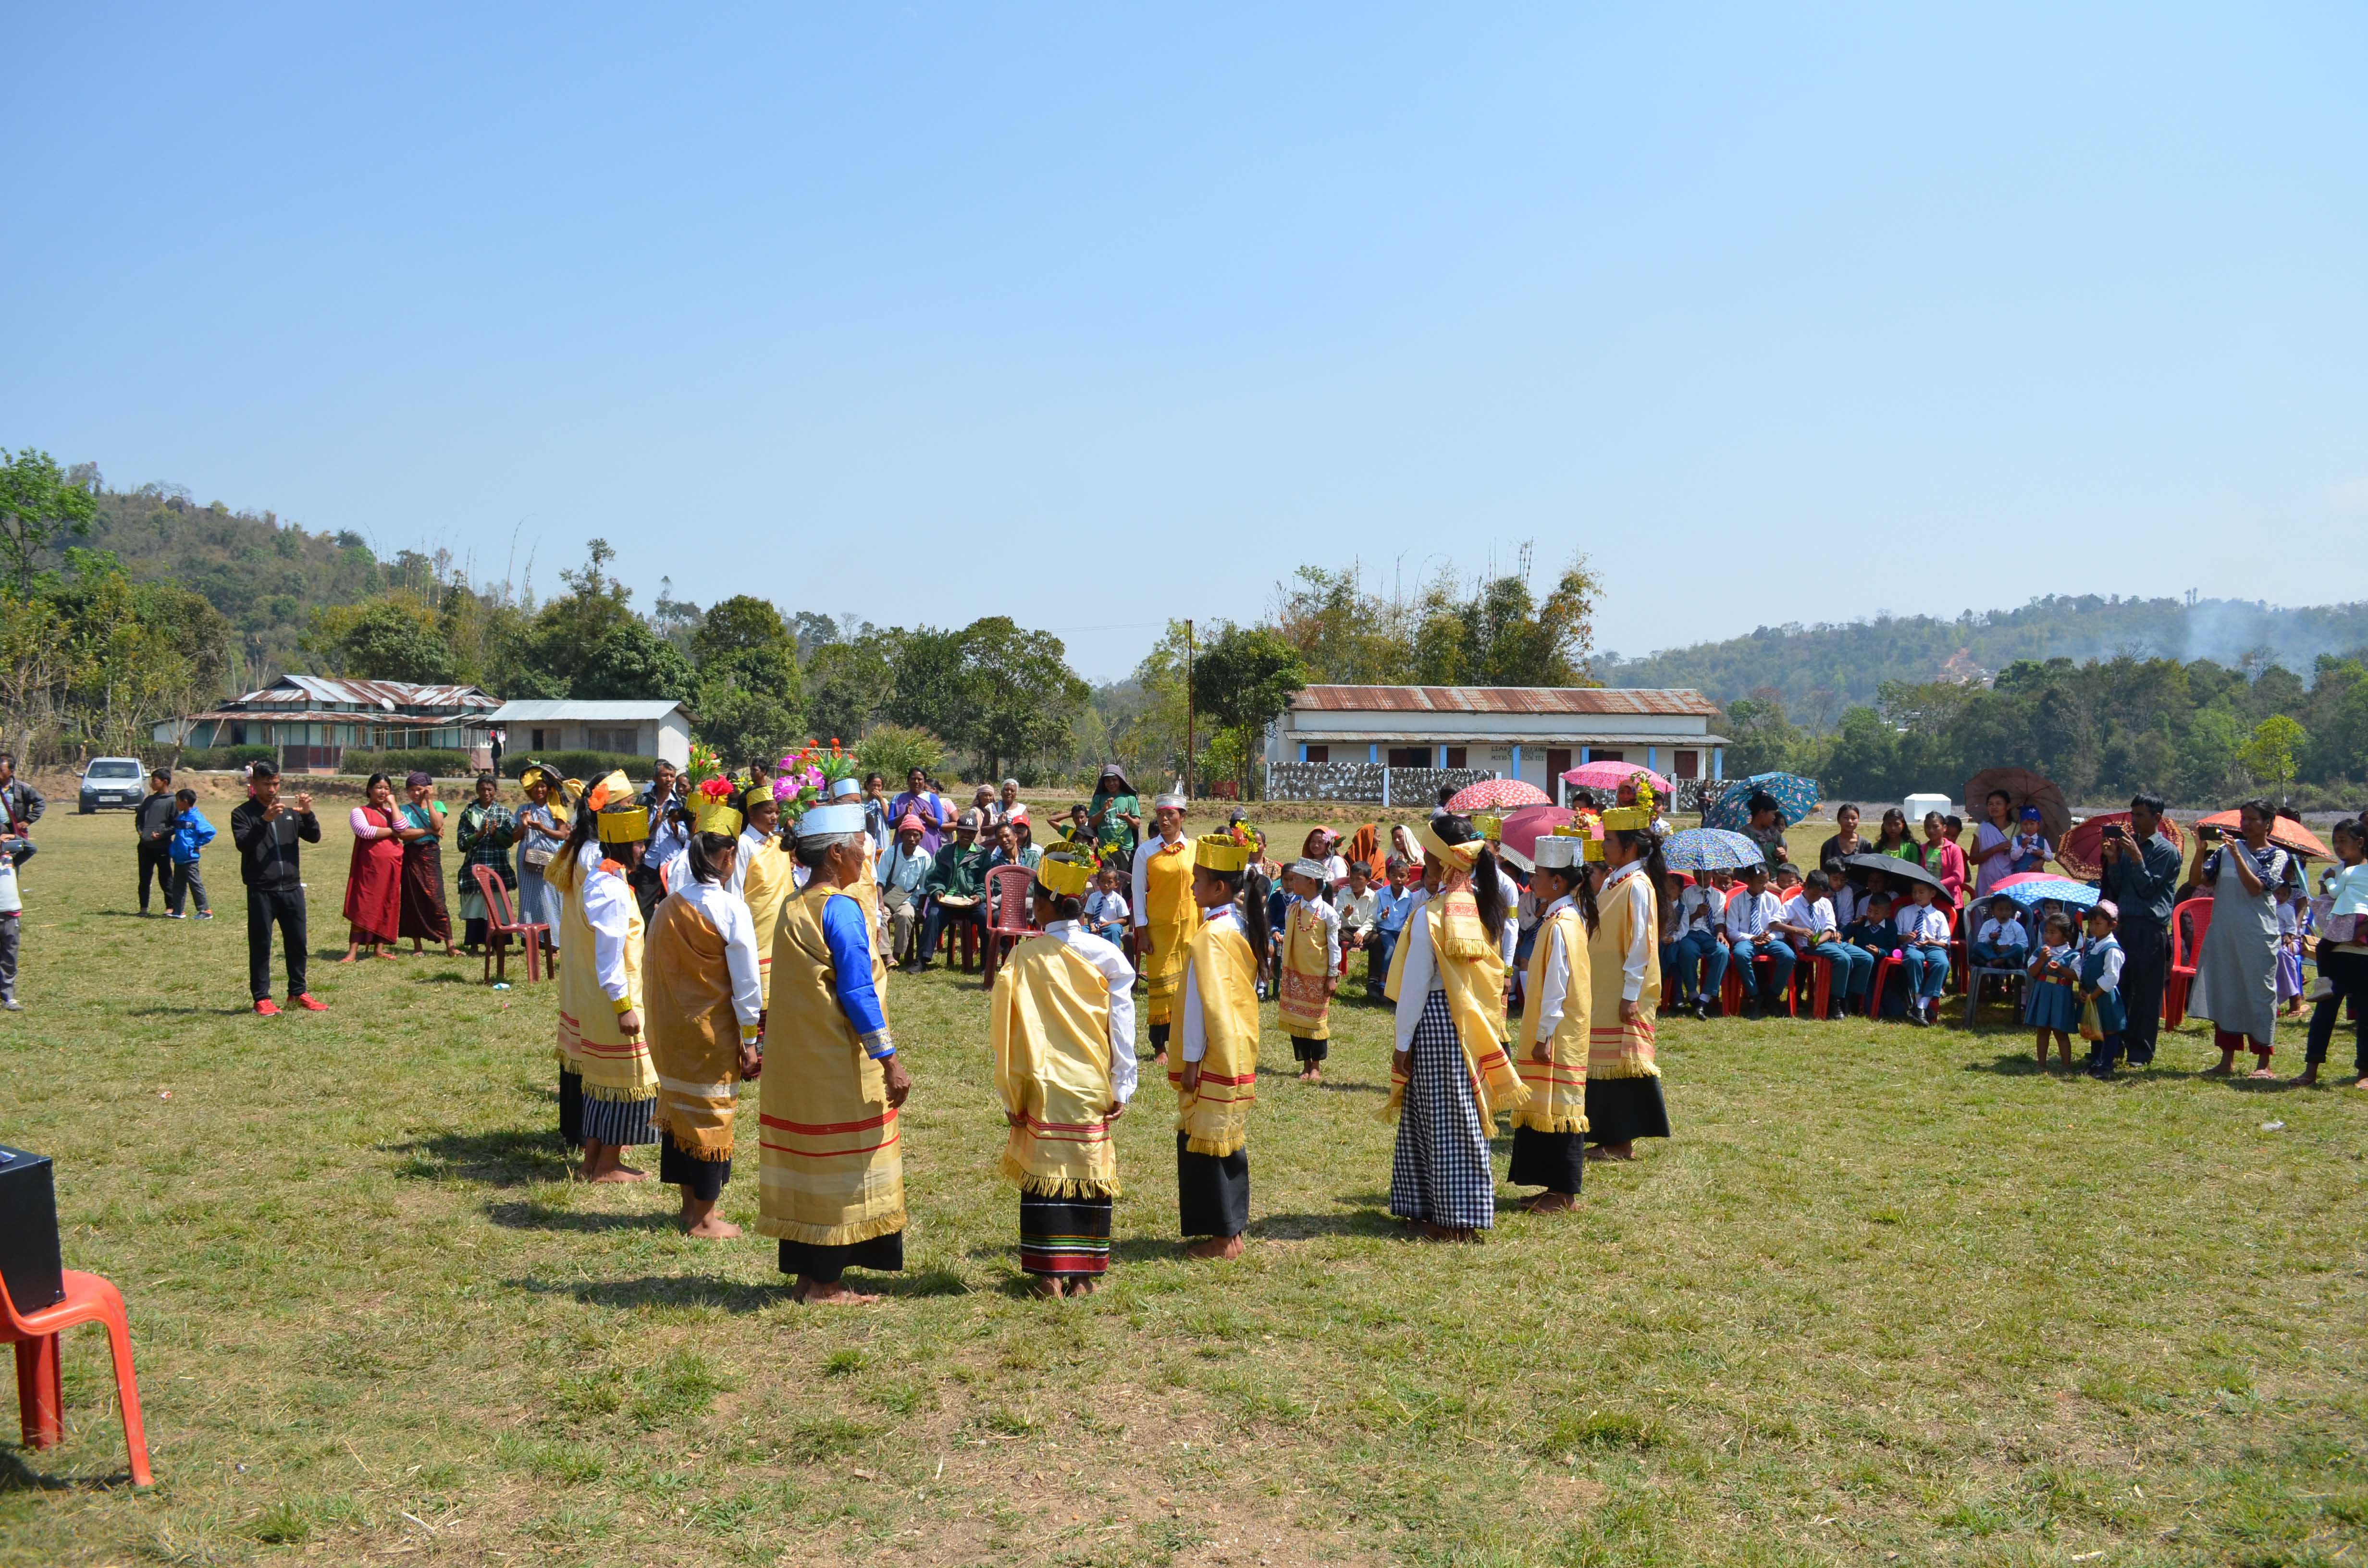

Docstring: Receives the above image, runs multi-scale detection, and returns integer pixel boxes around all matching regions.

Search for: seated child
[1337,859,1378,972]
[1723,862,1796,1016]
[1972,894,2027,967]
[2079,900,2129,1078]
[2023,911,2080,1067]
[1671,867,1730,1017]
[1892,881,1952,1026]
[1843,891,1898,1018]
[1082,865,1130,947]
[1792,868,1872,1018]
[1368,857,1416,1000]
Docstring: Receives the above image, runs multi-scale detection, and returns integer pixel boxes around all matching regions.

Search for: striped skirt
[1018,1193,1113,1278]
[1388,991,1496,1231]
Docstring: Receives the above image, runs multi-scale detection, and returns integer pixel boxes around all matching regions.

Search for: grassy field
[3,797,2367,1567]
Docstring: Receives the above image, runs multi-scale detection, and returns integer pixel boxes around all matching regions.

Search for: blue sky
[6,4,2364,680]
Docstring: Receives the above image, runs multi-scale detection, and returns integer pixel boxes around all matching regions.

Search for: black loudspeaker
[0,1145,64,1312]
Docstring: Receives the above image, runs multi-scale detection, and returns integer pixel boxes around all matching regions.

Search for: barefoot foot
[1184,1234,1245,1261]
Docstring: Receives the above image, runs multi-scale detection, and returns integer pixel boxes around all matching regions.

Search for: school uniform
[2081,933,2130,1074]
[2024,942,2080,1033]
[1797,895,1872,1015]
[1893,903,1952,1011]
[1723,888,1793,1011]
[1972,916,2029,968]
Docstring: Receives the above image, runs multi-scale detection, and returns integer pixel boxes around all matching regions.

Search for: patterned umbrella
[1964,766,2072,845]
[1447,777,1551,812]
[1987,873,2099,911]
[2057,812,2186,880]
[1701,772,1821,832]
[1559,760,1673,798]
[2195,810,2329,860]
[1662,827,1768,873]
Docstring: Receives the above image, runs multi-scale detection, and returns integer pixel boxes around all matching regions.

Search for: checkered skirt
[1388,991,1496,1230]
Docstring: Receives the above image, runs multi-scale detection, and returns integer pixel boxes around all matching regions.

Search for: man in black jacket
[229,762,327,1016]
[0,753,42,837]
[2099,792,2183,1066]
[134,767,178,914]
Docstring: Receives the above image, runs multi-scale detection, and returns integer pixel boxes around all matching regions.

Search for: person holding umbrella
[2097,793,2182,1066]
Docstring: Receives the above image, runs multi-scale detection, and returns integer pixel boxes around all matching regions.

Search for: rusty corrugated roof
[1288,685,1719,718]
[228,676,500,711]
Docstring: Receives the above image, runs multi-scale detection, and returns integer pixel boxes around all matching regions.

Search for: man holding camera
[2098,792,2182,1065]
[230,761,326,1016]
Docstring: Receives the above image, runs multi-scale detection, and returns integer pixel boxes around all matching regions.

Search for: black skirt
[1289,1034,1328,1064]
[1508,1126,1586,1195]
[1583,1075,1671,1145]
[659,1137,729,1200]
[778,1230,904,1284]
[1176,1131,1249,1239]
[559,1068,584,1148]
[1018,1193,1113,1277]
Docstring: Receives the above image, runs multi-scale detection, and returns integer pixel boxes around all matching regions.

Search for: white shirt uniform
[579,845,639,1004]
[1179,902,1240,1064]
[1604,860,1654,1003]
[1531,893,1578,1042]
[675,877,765,1029]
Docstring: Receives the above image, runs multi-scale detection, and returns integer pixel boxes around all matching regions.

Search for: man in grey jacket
[2099,792,2183,1066]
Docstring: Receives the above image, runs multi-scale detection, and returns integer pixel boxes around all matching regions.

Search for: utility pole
[1184,619,1196,801]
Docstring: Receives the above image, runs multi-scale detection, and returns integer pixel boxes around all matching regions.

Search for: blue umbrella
[1988,876,2099,911]
[1662,827,1768,873]
[1701,772,1821,832]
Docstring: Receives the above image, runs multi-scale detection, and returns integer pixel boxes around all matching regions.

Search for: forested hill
[1597,595,2368,724]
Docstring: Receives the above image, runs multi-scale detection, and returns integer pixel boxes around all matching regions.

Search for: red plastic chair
[2,1266,153,1486]
[1870,950,1904,1020]
[2165,896,2213,1029]
[1720,949,1796,1017]
[471,865,549,983]
[979,865,1039,987]
[1791,952,1835,1018]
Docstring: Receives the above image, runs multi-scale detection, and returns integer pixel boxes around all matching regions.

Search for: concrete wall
[1263,762,1496,805]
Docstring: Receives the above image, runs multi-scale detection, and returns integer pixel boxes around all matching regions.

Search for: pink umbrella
[1494,803,1580,870]
[1446,777,1551,812]
[1560,760,1672,797]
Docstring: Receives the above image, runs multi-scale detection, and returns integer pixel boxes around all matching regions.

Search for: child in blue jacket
[166,787,217,919]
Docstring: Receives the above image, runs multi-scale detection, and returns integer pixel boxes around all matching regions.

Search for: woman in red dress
[342,772,406,961]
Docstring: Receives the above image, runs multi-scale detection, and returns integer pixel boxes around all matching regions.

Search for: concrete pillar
[1510,744,1522,782]
[1437,745,1448,769]
[1646,746,1657,775]
[1580,746,1591,764]
[1368,744,1378,764]
[1297,743,1307,763]
[1713,747,1725,782]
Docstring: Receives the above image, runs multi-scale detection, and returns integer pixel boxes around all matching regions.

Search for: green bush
[854,724,946,783]
[338,748,476,779]
[507,750,650,786]
[169,745,279,772]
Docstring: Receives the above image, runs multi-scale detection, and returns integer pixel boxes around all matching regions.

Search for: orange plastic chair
[2,1266,153,1486]
[979,865,1039,987]
[471,865,548,983]
[2165,895,2213,1029]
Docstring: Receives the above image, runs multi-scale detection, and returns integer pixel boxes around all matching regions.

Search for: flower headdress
[772,739,863,822]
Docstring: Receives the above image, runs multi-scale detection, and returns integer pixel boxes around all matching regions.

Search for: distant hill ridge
[1597,594,2368,724]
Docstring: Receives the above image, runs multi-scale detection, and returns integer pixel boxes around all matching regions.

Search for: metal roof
[1292,730,1729,747]
[1288,685,1719,718]
[184,709,482,728]
[226,675,500,711]
[487,699,692,722]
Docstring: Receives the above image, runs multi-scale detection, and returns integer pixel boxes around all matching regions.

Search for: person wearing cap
[549,772,662,1181]
[1276,857,1342,1082]
[998,778,1025,824]
[1383,814,1527,1239]
[758,801,913,1304]
[1173,824,1270,1260]
[1511,833,1596,1211]
[397,771,457,957]
[877,812,932,967]
[2077,899,2130,1078]
[646,827,764,1238]
[989,848,1137,1296]
[824,773,885,940]
[915,811,989,972]
[1132,793,1198,1065]
[514,763,569,955]
[1086,763,1141,863]
[973,783,1003,833]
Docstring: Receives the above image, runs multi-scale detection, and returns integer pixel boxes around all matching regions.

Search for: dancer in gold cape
[1131,793,1198,1066]
[1586,813,1673,1161]
[1275,857,1341,1082]
[1171,825,1271,1260]
[646,828,765,1238]
[1509,832,1598,1211]
[550,772,660,1184]
[729,781,794,985]
[1383,813,1528,1240]
[756,802,913,1305]
[989,849,1137,1297]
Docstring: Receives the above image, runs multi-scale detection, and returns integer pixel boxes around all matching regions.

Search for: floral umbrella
[1493,803,1588,870]
[1446,777,1552,813]
[1701,772,1820,832]
[1559,760,1673,798]
[1662,827,1767,873]
[1989,871,2099,911]
[2057,812,2186,880]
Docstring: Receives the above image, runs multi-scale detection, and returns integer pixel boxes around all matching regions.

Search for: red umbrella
[1559,760,1673,798]
[1447,778,1551,812]
[2195,810,2329,860]
[1495,803,1581,870]
[2057,812,2186,880]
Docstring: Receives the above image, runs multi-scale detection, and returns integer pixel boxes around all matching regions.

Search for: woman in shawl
[1919,810,1967,912]
[2190,798,2293,1079]
[455,772,517,952]
[646,829,764,1237]
[1586,817,1672,1162]
[397,771,457,956]
[1172,826,1270,1260]
[549,773,662,1180]
[1384,813,1528,1240]
[1510,833,1597,1211]
[340,772,405,961]
[1086,763,1141,864]
[514,764,569,957]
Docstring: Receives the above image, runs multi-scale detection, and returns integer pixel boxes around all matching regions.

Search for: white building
[486,699,696,768]
[1265,684,1727,791]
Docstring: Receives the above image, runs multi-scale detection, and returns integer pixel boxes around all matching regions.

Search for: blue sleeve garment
[820,890,892,1056]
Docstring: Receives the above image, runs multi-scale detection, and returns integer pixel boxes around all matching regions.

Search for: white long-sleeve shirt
[1495,867,1520,966]
[1179,902,1239,1064]
[1042,919,1140,1106]
[579,845,638,1004]
[1975,917,2029,955]
[1677,882,1726,937]
[1605,860,1653,1003]
[1895,903,1951,945]
[1724,888,1783,943]
[1391,895,1440,1054]
[2085,937,2125,992]
[729,823,777,898]
[1531,894,1576,1043]
[674,878,764,1032]
[1131,833,1189,929]
[1290,895,1342,972]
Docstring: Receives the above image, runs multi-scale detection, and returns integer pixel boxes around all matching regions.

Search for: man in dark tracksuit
[2099,792,2183,1066]
[134,768,179,913]
[229,762,326,1016]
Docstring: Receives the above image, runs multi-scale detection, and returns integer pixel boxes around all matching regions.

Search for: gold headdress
[1035,850,1096,899]
[1194,823,1256,874]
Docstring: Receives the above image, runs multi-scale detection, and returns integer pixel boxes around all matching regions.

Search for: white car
[78,757,147,813]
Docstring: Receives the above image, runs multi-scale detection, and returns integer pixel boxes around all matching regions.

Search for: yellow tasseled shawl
[1381,888,1529,1124]
[990,935,1121,1199]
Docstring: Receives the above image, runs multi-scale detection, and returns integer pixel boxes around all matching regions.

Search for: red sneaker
[290,993,328,1012]
[254,998,282,1017]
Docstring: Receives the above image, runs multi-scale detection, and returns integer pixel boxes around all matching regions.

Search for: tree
[0,448,98,592]
[1407,550,1601,687]
[302,594,456,684]
[572,622,698,705]
[855,723,947,782]
[954,618,1090,781]
[806,635,899,744]
[2238,714,2307,802]
[1192,623,1307,797]
[693,596,803,701]
[694,685,802,770]
[523,539,641,693]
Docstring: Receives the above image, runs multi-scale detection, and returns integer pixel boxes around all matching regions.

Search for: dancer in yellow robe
[1509,832,1596,1211]
[1171,825,1271,1260]
[1586,812,1672,1161]
[550,772,659,1184]
[1131,793,1199,1066]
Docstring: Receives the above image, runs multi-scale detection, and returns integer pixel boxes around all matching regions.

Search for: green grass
[4,805,2367,1566]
